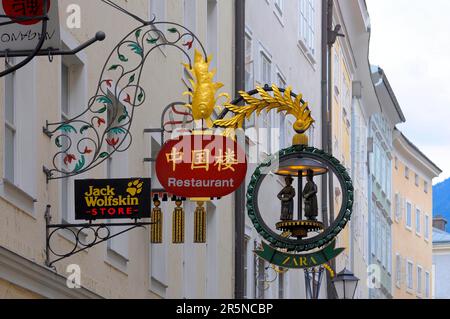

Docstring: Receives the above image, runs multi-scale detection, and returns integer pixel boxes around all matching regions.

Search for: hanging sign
[255,240,344,269]
[75,178,151,221]
[156,133,247,198]
[0,0,60,51]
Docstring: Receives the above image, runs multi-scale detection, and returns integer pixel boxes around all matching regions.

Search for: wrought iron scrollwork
[44,205,152,268]
[44,9,207,180]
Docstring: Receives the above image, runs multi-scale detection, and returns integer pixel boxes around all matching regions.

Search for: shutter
[400,257,405,287]
[15,59,37,197]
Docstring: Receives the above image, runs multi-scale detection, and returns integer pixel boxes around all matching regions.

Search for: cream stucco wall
[392,134,438,299]
[0,0,235,299]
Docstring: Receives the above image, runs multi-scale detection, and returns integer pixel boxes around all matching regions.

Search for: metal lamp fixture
[274,157,329,177]
[332,268,360,299]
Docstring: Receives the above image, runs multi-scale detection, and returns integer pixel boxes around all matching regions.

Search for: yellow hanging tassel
[194,201,207,243]
[151,199,163,244]
[172,200,185,244]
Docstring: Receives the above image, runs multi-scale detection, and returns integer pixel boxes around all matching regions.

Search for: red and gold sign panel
[156,134,247,198]
[2,0,51,25]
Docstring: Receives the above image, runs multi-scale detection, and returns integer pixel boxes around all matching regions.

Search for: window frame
[415,207,421,236]
[406,201,412,230]
[395,253,401,288]
[424,214,430,241]
[417,265,423,296]
[298,0,316,60]
[407,260,414,291]
[4,60,16,183]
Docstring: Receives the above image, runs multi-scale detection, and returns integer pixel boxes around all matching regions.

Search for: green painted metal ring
[246,145,354,252]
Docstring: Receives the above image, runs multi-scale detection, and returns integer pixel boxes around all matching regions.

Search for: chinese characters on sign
[166,148,240,173]
[156,134,247,198]
[2,0,50,25]
[0,0,60,51]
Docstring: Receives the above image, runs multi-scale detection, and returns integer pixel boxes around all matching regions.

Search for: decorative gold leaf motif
[213,84,314,134]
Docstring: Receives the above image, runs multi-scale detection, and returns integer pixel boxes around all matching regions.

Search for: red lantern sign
[156,134,247,198]
[3,0,51,25]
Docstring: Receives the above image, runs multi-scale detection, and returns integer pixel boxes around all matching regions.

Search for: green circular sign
[246,144,354,252]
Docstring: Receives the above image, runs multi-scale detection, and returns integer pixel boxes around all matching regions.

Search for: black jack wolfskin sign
[75,178,151,220]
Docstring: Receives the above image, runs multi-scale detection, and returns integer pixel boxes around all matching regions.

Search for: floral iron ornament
[44,17,208,180]
[183,49,230,127]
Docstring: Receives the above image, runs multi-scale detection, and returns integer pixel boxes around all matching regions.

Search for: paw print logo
[126,180,143,196]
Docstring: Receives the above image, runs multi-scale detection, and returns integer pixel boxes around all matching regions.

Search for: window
[207,0,218,71]
[4,60,15,182]
[395,254,401,287]
[276,72,286,149]
[416,208,421,235]
[376,215,381,260]
[406,202,412,229]
[260,52,271,85]
[387,231,392,273]
[245,32,254,91]
[407,261,413,290]
[424,181,429,194]
[394,193,401,222]
[333,49,340,94]
[405,166,409,179]
[259,52,272,154]
[299,0,316,56]
[2,57,37,211]
[370,205,376,256]
[381,224,386,268]
[425,214,430,240]
[415,174,419,187]
[425,271,430,298]
[61,64,72,222]
[394,157,398,169]
[106,92,130,263]
[417,266,422,295]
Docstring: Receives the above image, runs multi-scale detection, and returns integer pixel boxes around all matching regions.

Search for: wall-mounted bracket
[44,205,153,269]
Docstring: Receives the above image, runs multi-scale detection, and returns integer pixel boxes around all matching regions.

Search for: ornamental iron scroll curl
[44,16,207,180]
[246,144,354,252]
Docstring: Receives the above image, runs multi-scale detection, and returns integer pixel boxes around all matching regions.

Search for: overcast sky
[367,0,450,184]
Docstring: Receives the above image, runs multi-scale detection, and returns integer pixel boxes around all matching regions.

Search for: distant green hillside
[433,178,450,226]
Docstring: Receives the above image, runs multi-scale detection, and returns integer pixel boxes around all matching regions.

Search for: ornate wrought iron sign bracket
[44,205,153,269]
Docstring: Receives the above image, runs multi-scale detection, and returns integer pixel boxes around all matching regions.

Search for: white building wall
[244,0,323,299]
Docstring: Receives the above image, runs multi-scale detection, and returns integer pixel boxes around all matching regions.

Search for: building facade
[432,220,450,299]
[330,0,375,299]
[243,0,324,299]
[0,0,235,299]
[0,0,442,300]
[367,67,406,299]
[392,130,441,299]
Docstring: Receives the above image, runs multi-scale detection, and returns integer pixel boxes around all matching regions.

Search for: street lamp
[332,269,359,299]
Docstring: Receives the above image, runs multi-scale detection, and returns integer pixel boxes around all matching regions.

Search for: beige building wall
[392,130,441,299]
[0,0,235,298]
